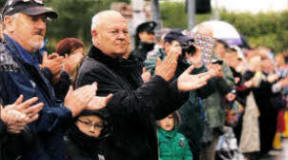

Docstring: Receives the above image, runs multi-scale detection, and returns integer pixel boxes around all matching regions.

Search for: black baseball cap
[1,0,58,19]
[164,30,193,44]
[136,21,157,35]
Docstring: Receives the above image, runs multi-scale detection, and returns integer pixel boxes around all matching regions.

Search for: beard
[27,37,45,53]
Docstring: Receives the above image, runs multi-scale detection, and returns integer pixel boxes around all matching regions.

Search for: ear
[3,16,15,33]
[138,32,144,39]
[91,29,98,45]
[164,42,170,54]
[185,52,190,58]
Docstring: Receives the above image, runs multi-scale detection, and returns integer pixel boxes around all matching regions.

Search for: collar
[4,34,41,67]
[138,41,155,51]
[158,128,178,138]
[87,45,138,70]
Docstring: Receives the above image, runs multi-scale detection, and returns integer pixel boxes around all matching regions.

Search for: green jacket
[201,60,235,128]
[158,128,193,160]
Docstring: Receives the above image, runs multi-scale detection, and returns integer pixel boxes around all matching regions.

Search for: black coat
[64,124,110,160]
[75,46,188,160]
[131,42,155,62]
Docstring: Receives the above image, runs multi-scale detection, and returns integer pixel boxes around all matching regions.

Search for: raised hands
[86,94,113,111]
[64,83,97,117]
[155,46,181,82]
[64,82,114,117]
[1,95,43,133]
[40,52,64,84]
[207,63,223,78]
[177,65,211,92]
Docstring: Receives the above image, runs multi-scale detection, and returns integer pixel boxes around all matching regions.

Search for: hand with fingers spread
[1,95,43,134]
[64,83,97,117]
[177,65,211,92]
[39,52,64,83]
[155,50,181,82]
[87,94,113,111]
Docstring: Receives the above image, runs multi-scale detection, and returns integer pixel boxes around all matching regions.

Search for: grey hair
[3,13,20,32]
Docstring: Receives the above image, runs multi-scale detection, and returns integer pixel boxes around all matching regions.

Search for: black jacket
[131,42,155,62]
[75,46,188,160]
[64,125,110,160]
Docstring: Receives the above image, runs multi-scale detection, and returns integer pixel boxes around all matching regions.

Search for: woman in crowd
[56,37,86,84]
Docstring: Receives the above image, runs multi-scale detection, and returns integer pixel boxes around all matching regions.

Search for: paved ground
[262,138,288,160]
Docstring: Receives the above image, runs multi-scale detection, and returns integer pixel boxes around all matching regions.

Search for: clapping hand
[86,94,113,111]
[1,95,43,134]
[177,65,211,92]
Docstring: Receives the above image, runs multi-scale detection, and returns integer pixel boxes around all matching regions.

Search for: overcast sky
[211,0,288,13]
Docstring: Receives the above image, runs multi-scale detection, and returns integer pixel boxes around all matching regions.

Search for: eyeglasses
[78,119,104,129]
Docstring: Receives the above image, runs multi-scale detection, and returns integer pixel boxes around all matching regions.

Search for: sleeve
[192,66,216,99]
[52,71,71,102]
[0,71,73,134]
[76,66,188,120]
[41,67,53,82]
[33,104,73,133]
[41,68,71,102]
[0,119,7,137]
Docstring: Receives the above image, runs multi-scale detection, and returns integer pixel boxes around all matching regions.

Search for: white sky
[211,0,288,13]
[164,0,288,13]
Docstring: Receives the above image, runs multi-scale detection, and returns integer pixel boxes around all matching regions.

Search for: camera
[181,39,196,56]
[211,59,223,65]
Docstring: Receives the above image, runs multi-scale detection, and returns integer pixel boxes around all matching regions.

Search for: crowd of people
[1,0,288,160]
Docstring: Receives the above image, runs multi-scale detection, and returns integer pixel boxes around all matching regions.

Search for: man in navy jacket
[0,0,105,159]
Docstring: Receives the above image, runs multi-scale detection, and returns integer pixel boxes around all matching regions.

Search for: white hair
[91,10,123,31]
[3,13,19,32]
[90,10,124,43]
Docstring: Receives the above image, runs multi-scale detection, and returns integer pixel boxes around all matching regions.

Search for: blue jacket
[0,35,73,160]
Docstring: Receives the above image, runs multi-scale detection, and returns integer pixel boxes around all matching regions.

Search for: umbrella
[192,20,243,46]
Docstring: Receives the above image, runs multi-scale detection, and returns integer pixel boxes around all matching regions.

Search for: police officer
[131,21,157,62]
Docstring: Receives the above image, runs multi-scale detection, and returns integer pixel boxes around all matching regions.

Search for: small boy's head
[75,110,109,138]
[158,112,180,131]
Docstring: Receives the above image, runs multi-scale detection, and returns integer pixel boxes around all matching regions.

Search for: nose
[89,125,96,133]
[118,31,127,40]
[36,18,46,31]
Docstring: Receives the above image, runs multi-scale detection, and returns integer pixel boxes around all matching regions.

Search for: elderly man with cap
[131,21,157,62]
[0,0,108,159]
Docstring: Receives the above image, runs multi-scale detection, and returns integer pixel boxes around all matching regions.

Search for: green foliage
[159,2,210,29]
[220,10,288,53]
[160,2,188,29]
[44,0,129,52]
[1,0,287,53]
[0,0,5,7]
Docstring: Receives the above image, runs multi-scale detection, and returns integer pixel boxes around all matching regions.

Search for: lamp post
[187,0,196,30]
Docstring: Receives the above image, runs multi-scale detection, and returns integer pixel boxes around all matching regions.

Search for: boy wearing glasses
[64,109,111,160]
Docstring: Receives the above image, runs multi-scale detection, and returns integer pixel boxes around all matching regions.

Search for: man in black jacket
[76,10,212,160]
